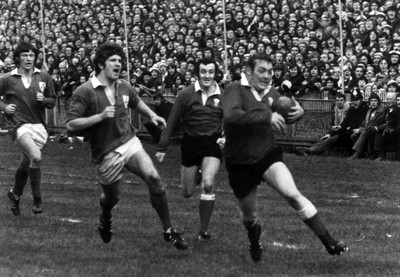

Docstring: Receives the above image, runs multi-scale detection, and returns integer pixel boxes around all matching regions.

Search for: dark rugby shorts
[225,147,283,199]
[181,134,222,167]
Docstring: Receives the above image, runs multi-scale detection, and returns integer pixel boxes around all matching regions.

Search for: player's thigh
[262,162,301,199]
[201,156,221,185]
[125,149,160,182]
[16,133,42,161]
[181,165,200,196]
[238,185,258,219]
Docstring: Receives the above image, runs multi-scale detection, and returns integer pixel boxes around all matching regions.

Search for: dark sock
[33,197,42,205]
[29,167,42,200]
[199,198,215,232]
[304,214,335,244]
[150,192,172,231]
[243,220,258,231]
[100,195,118,221]
[13,167,29,196]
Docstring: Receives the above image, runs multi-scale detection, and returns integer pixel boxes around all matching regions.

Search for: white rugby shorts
[96,136,143,185]
[16,123,48,149]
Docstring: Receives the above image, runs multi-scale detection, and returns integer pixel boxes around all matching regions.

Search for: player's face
[198,63,216,90]
[102,54,122,81]
[247,59,273,93]
[19,50,35,71]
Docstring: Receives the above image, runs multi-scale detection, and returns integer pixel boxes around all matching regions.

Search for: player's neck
[96,73,116,89]
[200,81,216,95]
[18,67,33,77]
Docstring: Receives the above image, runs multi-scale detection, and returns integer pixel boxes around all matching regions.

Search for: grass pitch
[1,136,400,277]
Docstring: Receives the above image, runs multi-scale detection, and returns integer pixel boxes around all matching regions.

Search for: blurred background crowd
[1,0,400,101]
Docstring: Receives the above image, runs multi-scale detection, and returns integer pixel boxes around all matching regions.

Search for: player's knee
[283,191,303,207]
[146,172,165,194]
[182,188,193,198]
[145,171,161,186]
[30,155,42,168]
[201,180,214,194]
[101,192,120,207]
[242,210,258,223]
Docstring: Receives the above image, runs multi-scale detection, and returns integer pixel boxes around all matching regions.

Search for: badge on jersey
[213,98,220,107]
[122,95,129,109]
[39,82,46,92]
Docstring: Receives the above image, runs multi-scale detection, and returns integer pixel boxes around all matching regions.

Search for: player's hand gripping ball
[272,96,296,121]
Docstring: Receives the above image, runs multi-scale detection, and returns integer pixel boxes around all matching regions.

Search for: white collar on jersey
[10,68,41,75]
[240,73,271,101]
[91,76,122,89]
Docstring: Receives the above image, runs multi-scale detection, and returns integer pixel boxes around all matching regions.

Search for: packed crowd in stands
[1,0,400,102]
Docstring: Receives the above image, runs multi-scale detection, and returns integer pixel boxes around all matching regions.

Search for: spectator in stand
[283,63,305,97]
[349,93,386,159]
[374,92,400,160]
[306,93,350,155]
[336,89,370,155]
[271,64,285,93]
[339,65,358,100]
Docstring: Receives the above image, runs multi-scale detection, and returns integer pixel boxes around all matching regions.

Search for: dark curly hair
[93,43,126,75]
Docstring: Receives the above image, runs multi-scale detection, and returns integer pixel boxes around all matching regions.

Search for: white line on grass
[58,218,82,223]
[269,241,305,250]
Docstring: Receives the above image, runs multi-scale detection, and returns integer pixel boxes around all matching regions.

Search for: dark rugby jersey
[0,68,56,128]
[66,77,141,163]
[222,75,280,164]
[157,81,223,152]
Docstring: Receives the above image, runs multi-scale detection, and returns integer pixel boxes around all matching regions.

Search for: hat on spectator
[370,11,386,18]
[158,61,168,69]
[387,6,397,12]
[368,92,381,104]
[150,66,160,73]
[351,88,363,100]
[374,52,384,59]
[381,22,392,30]
[387,79,398,87]
[281,79,292,91]
[337,56,348,65]
[389,50,400,56]
[364,83,373,90]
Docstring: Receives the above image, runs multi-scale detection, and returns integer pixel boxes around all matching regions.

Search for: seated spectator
[306,93,350,155]
[336,89,369,155]
[374,92,400,160]
[349,93,386,159]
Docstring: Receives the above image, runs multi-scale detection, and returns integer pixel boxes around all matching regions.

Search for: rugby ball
[272,96,296,120]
